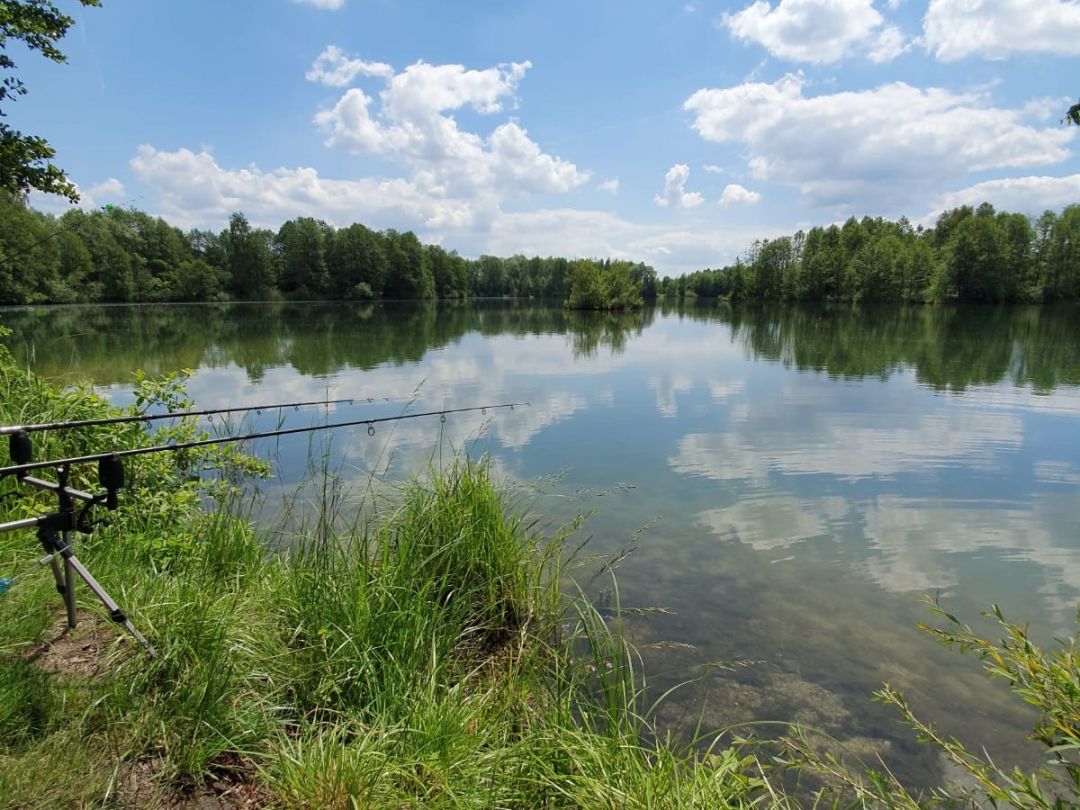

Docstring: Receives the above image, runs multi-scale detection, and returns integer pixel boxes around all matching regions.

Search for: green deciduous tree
[1042,205,1080,301]
[224,212,275,299]
[383,229,434,300]
[0,0,100,201]
[326,222,387,300]
[276,217,330,299]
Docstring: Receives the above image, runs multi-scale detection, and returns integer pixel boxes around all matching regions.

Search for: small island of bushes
[565,259,646,310]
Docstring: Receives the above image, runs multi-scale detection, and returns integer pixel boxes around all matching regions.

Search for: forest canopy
[660,203,1080,304]
[0,194,1078,306]
[0,195,657,305]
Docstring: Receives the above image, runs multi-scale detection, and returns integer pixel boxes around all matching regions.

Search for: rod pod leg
[62,530,77,629]
[38,528,73,626]
[35,526,155,656]
[62,552,155,656]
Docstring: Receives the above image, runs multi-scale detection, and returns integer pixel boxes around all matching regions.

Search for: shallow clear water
[4,299,1080,790]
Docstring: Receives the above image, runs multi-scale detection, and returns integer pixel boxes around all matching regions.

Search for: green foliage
[282,457,543,719]
[1064,99,1080,127]
[899,601,1080,806]
[277,216,330,298]
[4,188,1079,307]
[0,194,657,305]
[666,204,1080,305]
[0,0,100,201]
[224,211,276,299]
[0,660,54,748]
[566,259,645,310]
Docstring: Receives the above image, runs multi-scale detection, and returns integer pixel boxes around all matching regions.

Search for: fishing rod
[1,403,525,477]
[0,401,526,655]
[0,394,400,436]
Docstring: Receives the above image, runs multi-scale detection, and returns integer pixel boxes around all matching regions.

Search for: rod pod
[0,461,154,655]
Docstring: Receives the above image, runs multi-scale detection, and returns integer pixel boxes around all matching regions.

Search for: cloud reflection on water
[671,409,1023,482]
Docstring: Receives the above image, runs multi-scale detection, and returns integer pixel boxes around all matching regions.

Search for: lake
[4,299,1080,790]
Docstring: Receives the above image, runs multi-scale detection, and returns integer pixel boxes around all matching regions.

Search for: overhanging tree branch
[0,0,101,201]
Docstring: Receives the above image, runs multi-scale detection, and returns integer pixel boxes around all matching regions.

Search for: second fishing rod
[0,393,407,436]
[3,393,414,470]
[1,403,527,478]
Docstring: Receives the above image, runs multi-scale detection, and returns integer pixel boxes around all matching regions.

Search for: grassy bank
[2,331,1079,808]
[0,341,773,807]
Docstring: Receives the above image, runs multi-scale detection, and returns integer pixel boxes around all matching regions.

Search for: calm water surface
[4,300,1080,790]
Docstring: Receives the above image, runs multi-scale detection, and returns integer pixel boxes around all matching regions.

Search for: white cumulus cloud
[599,178,620,194]
[684,74,1073,213]
[125,55,791,277]
[924,0,1080,61]
[923,174,1080,224]
[129,145,486,231]
[725,0,907,64]
[306,46,394,86]
[654,163,704,208]
[29,177,125,212]
[314,89,388,152]
[868,24,907,62]
[314,58,587,199]
[719,183,761,205]
[86,177,125,200]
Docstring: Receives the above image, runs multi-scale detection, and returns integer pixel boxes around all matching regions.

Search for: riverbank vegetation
[665,203,1080,304]
[4,195,1080,308]
[0,194,658,306]
[2,331,1080,807]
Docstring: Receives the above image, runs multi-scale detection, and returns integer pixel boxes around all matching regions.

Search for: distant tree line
[0,195,657,305]
[661,203,1080,304]
[3,195,1078,307]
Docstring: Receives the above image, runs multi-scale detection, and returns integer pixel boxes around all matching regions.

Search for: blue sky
[13,0,1080,275]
